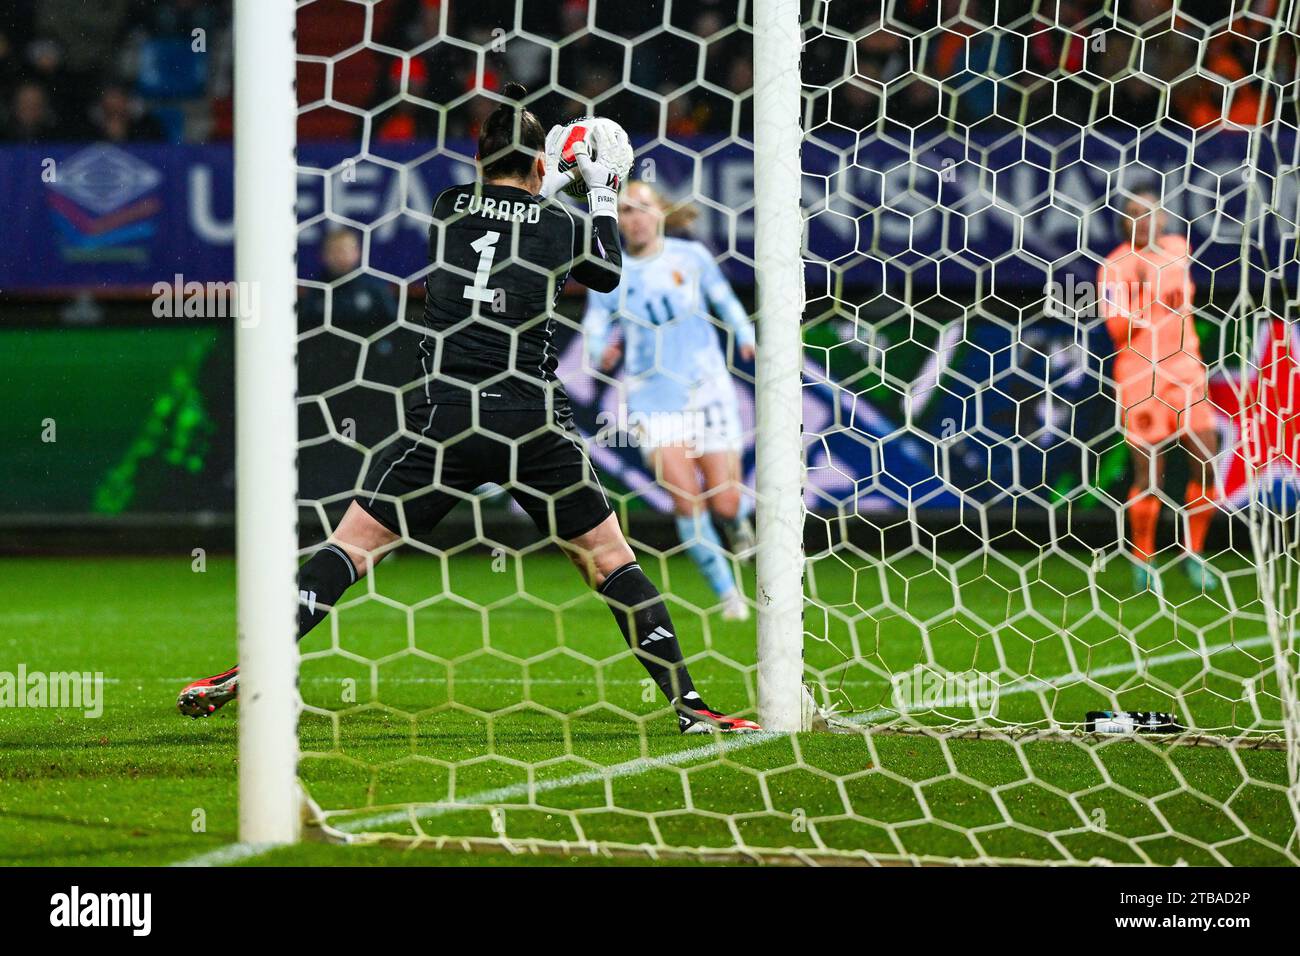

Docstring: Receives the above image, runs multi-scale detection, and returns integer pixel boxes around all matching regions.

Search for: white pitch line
[329,732,786,832]
[172,631,1281,864]
[170,842,279,867]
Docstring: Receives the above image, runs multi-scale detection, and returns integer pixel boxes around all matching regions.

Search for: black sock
[597,562,699,704]
[297,544,358,639]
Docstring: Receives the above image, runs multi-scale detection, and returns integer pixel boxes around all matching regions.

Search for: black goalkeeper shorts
[355,403,614,542]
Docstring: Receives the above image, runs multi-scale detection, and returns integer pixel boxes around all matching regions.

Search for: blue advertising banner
[0,129,1293,294]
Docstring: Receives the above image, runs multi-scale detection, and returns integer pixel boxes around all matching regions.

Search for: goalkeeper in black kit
[178,83,760,735]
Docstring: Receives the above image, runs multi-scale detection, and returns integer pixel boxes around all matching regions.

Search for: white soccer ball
[545,116,634,199]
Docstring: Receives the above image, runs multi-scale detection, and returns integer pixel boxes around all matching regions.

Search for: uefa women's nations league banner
[0,129,1291,292]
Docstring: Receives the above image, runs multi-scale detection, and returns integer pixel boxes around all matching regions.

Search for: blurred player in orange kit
[1098,189,1219,593]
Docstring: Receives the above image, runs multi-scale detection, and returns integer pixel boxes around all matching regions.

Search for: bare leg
[330,500,402,579]
[696,450,743,521]
[653,445,705,518]
[560,511,636,588]
[652,446,742,606]
[1181,426,1219,497]
[1129,442,1154,497]
[697,449,754,558]
[1126,442,1164,556]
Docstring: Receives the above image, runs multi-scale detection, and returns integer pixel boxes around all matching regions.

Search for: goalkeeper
[1099,189,1219,593]
[178,85,759,734]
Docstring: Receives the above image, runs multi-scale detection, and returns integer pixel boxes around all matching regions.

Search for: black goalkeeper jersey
[416,182,622,411]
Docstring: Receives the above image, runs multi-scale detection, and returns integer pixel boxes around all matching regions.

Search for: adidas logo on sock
[640,626,674,647]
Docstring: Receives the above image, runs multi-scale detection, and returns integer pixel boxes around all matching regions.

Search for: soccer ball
[545,116,634,199]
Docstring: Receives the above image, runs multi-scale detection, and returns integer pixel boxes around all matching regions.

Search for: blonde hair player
[1098,188,1220,594]
[583,181,756,621]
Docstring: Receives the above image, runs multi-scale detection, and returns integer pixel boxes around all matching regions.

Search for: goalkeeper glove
[567,137,620,218]
[539,168,574,200]
[544,119,632,217]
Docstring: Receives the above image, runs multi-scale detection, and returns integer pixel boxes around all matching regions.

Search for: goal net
[256,0,1300,864]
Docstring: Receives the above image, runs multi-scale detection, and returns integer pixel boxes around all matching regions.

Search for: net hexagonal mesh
[289,0,1300,864]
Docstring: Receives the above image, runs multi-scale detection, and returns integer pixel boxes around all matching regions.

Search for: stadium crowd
[0,0,1287,145]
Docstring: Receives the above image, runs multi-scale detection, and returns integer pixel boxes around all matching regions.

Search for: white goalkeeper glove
[544,118,634,218]
[538,168,574,200]
[568,138,620,217]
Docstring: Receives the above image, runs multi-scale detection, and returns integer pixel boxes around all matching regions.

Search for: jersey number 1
[463,231,500,304]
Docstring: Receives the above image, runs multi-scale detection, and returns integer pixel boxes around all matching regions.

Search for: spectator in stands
[299,228,406,434]
[12,0,1284,149]
[1174,33,1269,129]
[1020,1,1094,124]
[121,0,226,46]
[665,92,703,138]
[376,57,438,143]
[0,30,22,103]
[857,30,910,86]
[299,229,399,336]
[387,0,445,51]
[692,10,726,47]
[851,30,940,127]
[1027,2,1088,79]
[557,1,621,105]
[501,35,549,91]
[927,0,1013,126]
[86,84,165,142]
[6,81,61,143]
[35,0,132,77]
[2,4,35,52]
[23,37,80,127]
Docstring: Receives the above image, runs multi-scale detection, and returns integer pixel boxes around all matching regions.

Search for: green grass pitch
[0,550,1294,866]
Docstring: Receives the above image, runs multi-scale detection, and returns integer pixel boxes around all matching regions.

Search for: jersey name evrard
[452,192,542,224]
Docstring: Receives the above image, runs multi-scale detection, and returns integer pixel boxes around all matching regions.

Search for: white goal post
[753,0,808,732]
[235,0,301,845]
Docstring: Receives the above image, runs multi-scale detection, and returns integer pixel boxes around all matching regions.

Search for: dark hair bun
[477,81,546,180]
[484,83,528,135]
